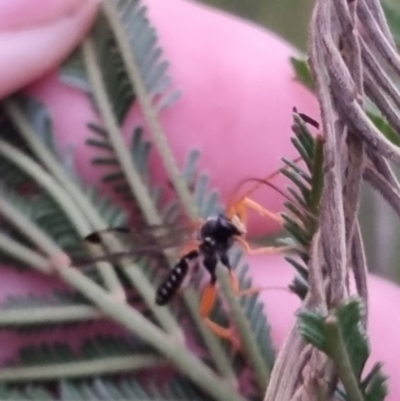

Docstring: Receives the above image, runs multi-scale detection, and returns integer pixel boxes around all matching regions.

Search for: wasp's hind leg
[220,254,261,307]
[235,236,291,255]
[200,279,235,343]
[199,255,242,349]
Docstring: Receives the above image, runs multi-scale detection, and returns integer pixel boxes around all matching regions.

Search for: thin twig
[363,0,397,47]
[351,222,369,327]
[364,72,400,136]
[366,147,400,189]
[361,39,400,111]
[363,165,400,218]
[0,232,51,274]
[0,355,166,382]
[0,305,102,326]
[357,1,400,76]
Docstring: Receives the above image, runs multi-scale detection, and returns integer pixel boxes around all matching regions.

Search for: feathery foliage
[275,110,324,298]
[298,299,388,401]
[0,0,394,399]
[0,1,278,400]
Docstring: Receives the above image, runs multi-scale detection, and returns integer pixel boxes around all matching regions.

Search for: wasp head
[199,213,245,250]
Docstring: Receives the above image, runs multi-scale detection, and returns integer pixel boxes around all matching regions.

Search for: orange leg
[235,236,291,255]
[230,270,263,298]
[199,273,250,350]
[240,197,283,224]
[199,272,292,350]
[200,283,233,341]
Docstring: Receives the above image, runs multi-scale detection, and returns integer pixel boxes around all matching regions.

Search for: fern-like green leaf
[237,262,275,371]
[0,188,78,256]
[1,335,159,381]
[298,298,387,401]
[91,14,136,123]
[278,110,324,298]
[361,363,388,401]
[60,375,207,401]
[20,97,59,156]
[116,0,179,105]
[290,57,314,91]
[0,383,55,401]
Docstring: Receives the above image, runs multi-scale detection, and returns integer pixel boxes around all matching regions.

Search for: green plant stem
[0,305,102,326]
[0,140,91,235]
[3,101,182,337]
[81,36,236,381]
[0,355,166,381]
[0,196,243,401]
[325,316,364,401]
[117,260,185,340]
[58,265,244,401]
[217,266,270,392]
[101,1,198,220]
[0,197,61,258]
[0,232,51,274]
[3,99,125,299]
[5,205,178,337]
[82,37,185,337]
[81,38,162,226]
[3,99,111,231]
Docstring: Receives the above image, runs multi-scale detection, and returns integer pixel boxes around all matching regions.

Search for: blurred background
[198,0,314,50]
[197,0,400,284]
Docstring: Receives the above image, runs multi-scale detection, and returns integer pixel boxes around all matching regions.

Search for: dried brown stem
[366,147,400,189]
[364,165,400,218]
[265,0,400,401]
[357,1,400,76]
[264,0,399,399]
[361,39,400,111]
[351,221,369,327]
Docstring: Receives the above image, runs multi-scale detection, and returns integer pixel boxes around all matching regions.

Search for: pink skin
[0,0,398,398]
[27,0,320,237]
[0,0,100,98]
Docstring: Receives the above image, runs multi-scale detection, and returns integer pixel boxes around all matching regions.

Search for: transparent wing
[70,220,199,268]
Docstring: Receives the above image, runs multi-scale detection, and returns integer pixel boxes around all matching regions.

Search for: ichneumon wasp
[71,170,290,346]
[70,110,319,346]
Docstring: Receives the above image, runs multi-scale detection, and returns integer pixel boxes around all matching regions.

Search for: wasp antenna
[231,177,293,206]
[227,156,305,208]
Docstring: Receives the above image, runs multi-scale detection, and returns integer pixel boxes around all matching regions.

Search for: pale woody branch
[264,0,399,399]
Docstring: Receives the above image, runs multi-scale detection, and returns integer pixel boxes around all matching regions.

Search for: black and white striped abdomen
[155,250,199,306]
